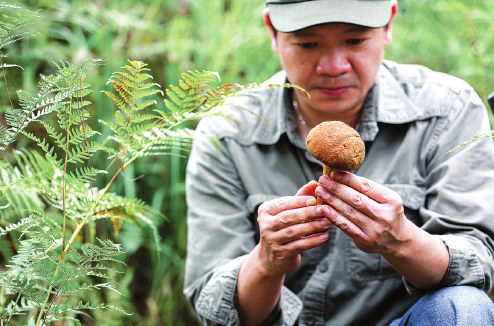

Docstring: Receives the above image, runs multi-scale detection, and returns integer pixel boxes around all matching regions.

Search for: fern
[0,59,104,160]
[0,60,268,325]
[103,62,291,168]
[0,217,33,236]
[0,3,40,152]
[0,3,40,51]
[1,219,127,324]
[1,11,292,321]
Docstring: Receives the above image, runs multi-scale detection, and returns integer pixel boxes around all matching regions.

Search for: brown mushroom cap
[305,121,365,171]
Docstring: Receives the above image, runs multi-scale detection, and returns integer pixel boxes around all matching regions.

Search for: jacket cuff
[437,234,485,288]
[194,256,246,325]
[255,285,303,326]
[402,234,485,295]
[193,254,303,325]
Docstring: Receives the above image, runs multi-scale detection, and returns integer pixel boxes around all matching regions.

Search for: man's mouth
[318,86,350,96]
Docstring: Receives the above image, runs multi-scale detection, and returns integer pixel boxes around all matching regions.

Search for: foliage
[386,0,494,121]
[0,2,38,51]
[0,6,277,323]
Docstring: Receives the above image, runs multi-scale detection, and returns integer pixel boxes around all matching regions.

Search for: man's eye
[346,38,365,46]
[298,42,318,49]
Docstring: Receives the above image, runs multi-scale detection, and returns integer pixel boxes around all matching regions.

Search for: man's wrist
[249,244,287,281]
[381,220,449,289]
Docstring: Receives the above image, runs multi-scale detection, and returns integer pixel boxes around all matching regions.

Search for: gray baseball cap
[266,0,392,32]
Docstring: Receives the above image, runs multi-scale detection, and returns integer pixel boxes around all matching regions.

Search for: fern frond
[20,130,58,160]
[0,59,103,157]
[66,166,108,185]
[163,70,220,115]
[0,217,33,236]
[5,237,56,297]
[102,60,164,157]
[0,60,22,70]
[102,65,284,170]
[0,3,40,50]
[0,154,46,224]
[0,297,39,321]
[1,212,129,323]
[48,301,132,317]
[103,87,129,112]
[66,141,107,165]
[103,60,163,114]
[155,75,280,131]
[57,281,125,298]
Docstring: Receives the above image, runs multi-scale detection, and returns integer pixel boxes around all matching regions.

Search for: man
[184,0,494,325]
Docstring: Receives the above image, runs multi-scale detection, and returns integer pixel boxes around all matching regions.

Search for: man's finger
[259,195,317,216]
[271,206,329,231]
[325,172,402,206]
[296,180,319,196]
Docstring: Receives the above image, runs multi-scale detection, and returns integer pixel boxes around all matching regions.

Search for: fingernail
[319,205,331,215]
[320,219,331,227]
[319,232,329,240]
[306,197,316,206]
[330,171,343,180]
[319,175,330,186]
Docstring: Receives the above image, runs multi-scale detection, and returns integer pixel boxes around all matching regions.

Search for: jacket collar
[251,61,448,145]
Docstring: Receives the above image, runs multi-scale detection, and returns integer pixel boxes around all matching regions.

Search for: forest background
[1,0,493,325]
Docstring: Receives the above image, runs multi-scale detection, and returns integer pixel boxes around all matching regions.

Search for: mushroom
[305,121,365,204]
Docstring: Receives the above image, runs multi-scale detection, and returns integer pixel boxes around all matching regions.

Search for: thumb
[296,180,319,196]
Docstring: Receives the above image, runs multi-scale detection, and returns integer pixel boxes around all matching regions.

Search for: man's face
[271,22,392,118]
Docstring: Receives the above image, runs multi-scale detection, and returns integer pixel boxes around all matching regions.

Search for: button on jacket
[184,60,494,326]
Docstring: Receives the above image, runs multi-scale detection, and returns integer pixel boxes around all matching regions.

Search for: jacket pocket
[344,183,426,282]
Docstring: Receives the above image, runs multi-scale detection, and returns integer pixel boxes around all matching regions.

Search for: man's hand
[315,171,449,289]
[315,172,408,254]
[256,180,331,276]
[237,181,330,326]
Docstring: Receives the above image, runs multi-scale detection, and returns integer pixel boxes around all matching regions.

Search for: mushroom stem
[323,164,332,176]
[317,165,332,205]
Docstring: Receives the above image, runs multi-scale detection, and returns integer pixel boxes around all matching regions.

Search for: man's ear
[263,8,279,53]
[384,0,398,45]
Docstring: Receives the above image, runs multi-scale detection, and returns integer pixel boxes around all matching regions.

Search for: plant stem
[35,166,123,325]
[6,292,22,324]
[0,56,14,110]
[62,97,71,250]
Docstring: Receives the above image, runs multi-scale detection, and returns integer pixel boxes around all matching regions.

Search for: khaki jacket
[184,60,494,326]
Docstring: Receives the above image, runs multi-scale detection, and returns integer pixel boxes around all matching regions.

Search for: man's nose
[316,50,351,77]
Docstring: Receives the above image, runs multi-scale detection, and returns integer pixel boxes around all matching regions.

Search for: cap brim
[268,0,391,32]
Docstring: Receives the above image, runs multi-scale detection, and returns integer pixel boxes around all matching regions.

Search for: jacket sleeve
[183,119,302,325]
[415,84,494,294]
